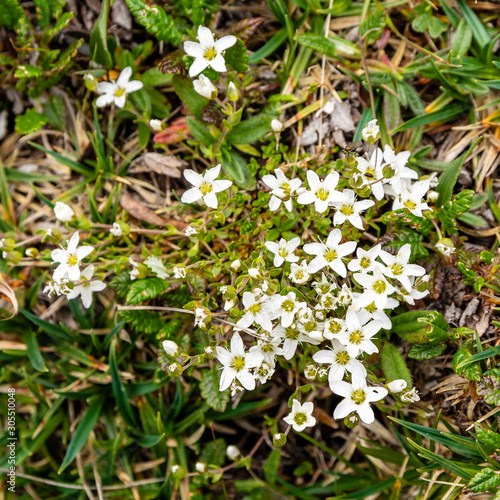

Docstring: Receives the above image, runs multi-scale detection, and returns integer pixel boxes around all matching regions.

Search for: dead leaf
[153,117,190,145]
[120,194,166,226]
[0,278,19,320]
[129,152,185,178]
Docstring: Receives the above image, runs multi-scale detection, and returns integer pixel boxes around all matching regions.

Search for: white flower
[392,179,430,217]
[361,119,379,143]
[337,283,353,306]
[271,323,317,360]
[183,25,237,77]
[347,244,383,274]
[275,291,306,328]
[185,225,198,236]
[350,293,398,330]
[262,169,302,212]
[254,361,275,384]
[289,260,310,284]
[226,445,241,460]
[193,74,217,99]
[324,317,346,339]
[51,232,94,283]
[144,256,168,279]
[216,332,264,391]
[379,244,426,292]
[400,387,420,403]
[54,202,74,222]
[248,268,262,279]
[271,119,284,132]
[195,462,207,473]
[330,375,388,424]
[129,256,140,280]
[353,267,396,309]
[436,239,455,257]
[399,278,429,305]
[162,340,181,357]
[150,119,162,131]
[382,145,417,182]
[356,149,385,200]
[44,279,70,297]
[303,228,357,276]
[297,310,325,341]
[230,259,241,271]
[110,222,122,237]
[249,338,283,367]
[181,164,232,209]
[313,340,367,387]
[173,267,186,279]
[331,189,374,230]
[237,290,276,331]
[336,309,382,357]
[194,307,209,327]
[297,170,342,213]
[66,265,106,309]
[388,379,407,393]
[95,67,143,108]
[265,237,300,267]
[283,400,316,432]
[313,273,337,295]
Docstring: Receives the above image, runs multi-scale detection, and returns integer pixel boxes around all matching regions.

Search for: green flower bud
[84,74,98,91]
[3,251,22,264]
[344,413,359,428]
[382,164,395,179]
[167,362,183,378]
[171,465,186,479]
[25,247,39,258]
[273,433,287,447]
[227,82,239,102]
[0,238,15,252]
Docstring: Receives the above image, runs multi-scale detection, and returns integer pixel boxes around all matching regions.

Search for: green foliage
[475,426,500,450]
[119,309,165,333]
[200,368,230,412]
[0,0,25,29]
[382,229,428,261]
[172,74,207,120]
[451,341,482,382]
[221,147,256,190]
[14,109,48,135]
[359,10,386,44]
[392,310,450,344]
[89,0,113,67]
[412,3,447,38]
[469,468,500,493]
[298,33,361,59]
[34,0,65,29]
[224,39,250,73]
[381,343,412,386]
[408,342,446,360]
[436,189,474,235]
[125,0,182,45]
[226,115,273,145]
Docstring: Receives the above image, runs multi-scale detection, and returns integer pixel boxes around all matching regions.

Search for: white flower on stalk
[150,119,162,131]
[249,337,283,367]
[399,277,429,305]
[271,119,284,132]
[303,228,357,276]
[289,260,310,285]
[323,317,346,340]
[66,265,106,309]
[185,225,199,236]
[275,291,306,328]
[162,340,181,357]
[254,361,275,384]
[331,189,374,230]
[351,293,399,330]
[110,222,122,237]
[226,445,241,460]
[271,323,318,360]
[193,74,217,99]
[330,375,388,424]
[95,67,143,108]
[297,170,342,213]
[144,256,168,279]
[237,290,275,331]
[388,379,407,393]
[44,279,70,297]
[379,244,426,292]
[129,256,140,280]
[361,119,379,143]
[313,340,367,387]
[400,387,420,403]
[382,145,418,182]
[283,400,316,432]
[54,202,74,222]
[392,179,430,217]
[216,332,264,391]
[353,267,396,309]
[181,164,232,209]
[355,149,385,200]
[336,309,382,357]
[265,237,300,267]
[262,168,302,212]
[347,244,383,274]
[51,232,94,283]
[297,310,325,341]
[183,25,237,77]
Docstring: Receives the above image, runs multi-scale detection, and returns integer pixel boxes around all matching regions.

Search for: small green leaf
[408,343,446,360]
[452,341,482,382]
[0,0,26,29]
[226,115,272,145]
[200,368,230,412]
[224,39,249,73]
[14,64,42,79]
[453,18,473,57]
[298,33,361,59]
[172,75,207,121]
[89,0,113,67]
[381,343,412,387]
[221,147,256,190]
[24,329,48,372]
[469,468,500,493]
[475,426,500,450]
[127,277,168,305]
[15,109,48,135]
[187,116,217,145]
[360,10,386,44]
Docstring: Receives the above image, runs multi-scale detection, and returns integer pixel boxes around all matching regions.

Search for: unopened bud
[150,119,163,131]
[382,164,396,179]
[248,268,262,280]
[230,259,241,271]
[271,119,284,132]
[25,247,39,258]
[427,190,439,202]
[387,379,407,393]
[167,362,183,377]
[84,74,98,91]
[0,238,15,252]
[226,445,241,461]
[227,81,239,102]
[162,340,181,357]
[304,364,317,381]
[171,465,185,479]
[344,413,359,428]
[273,433,287,447]
[195,462,207,473]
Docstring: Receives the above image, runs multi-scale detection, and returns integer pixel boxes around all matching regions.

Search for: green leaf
[454,345,500,370]
[249,28,287,63]
[141,67,173,86]
[224,39,249,73]
[452,342,482,381]
[436,138,481,206]
[172,75,207,121]
[226,115,272,145]
[14,64,42,79]
[24,329,48,372]
[298,33,360,59]
[89,0,113,68]
[119,309,165,333]
[29,141,94,176]
[200,368,230,412]
[475,426,500,450]
[436,189,474,234]
[360,10,386,44]
[34,0,65,29]
[392,310,450,344]
[469,468,500,493]
[186,116,217,145]
[0,0,26,29]
[15,109,48,135]
[126,277,168,305]
[263,449,281,484]
[125,0,181,45]
[456,0,490,49]
[110,341,138,427]
[381,228,428,261]
[58,397,104,473]
[221,147,256,190]
[19,307,73,341]
[200,437,226,466]
[381,343,412,387]
[408,342,446,360]
[453,18,473,57]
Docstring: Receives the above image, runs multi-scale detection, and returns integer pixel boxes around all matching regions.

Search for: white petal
[333,399,355,419]
[80,288,93,309]
[203,191,218,208]
[197,26,215,48]
[215,35,237,52]
[209,54,227,73]
[189,57,209,77]
[67,232,80,253]
[357,403,375,424]
[96,81,116,94]
[95,94,115,108]
[237,370,256,390]
[114,95,126,108]
[212,180,232,193]
[181,187,202,204]
[219,367,235,391]
[230,332,245,355]
[125,80,143,93]
[75,245,94,261]
[184,41,204,58]
[117,66,132,87]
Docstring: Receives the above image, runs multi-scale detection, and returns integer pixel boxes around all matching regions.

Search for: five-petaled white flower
[356,149,385,200]
[51,232,94,283]
[181,164,232,209]
[353,267,396,309]
[237,290,275,331]
[95,67,143,108]
[297,170,342,213]
[336,309,382,357]
[66,265,106,309]
[193,74,217,99]
[276,291,306,328]
[331,189,374,230]
[54,202,74,222]
[330,375,388,424]
[289,260,310,284]
[361,119,379,143]
[265,237,300,267]
[347,244,383,274]
[392,179,430,217]
[183,26,237,77]
[382,145,418,182]
[216,332,263,391]
[262,169,302,212]
[304,228,357,276]
[380,244,426,292]
[283,399,316,432]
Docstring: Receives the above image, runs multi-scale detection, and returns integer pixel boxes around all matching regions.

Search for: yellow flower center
[324,249,337,262]
[322,295,335,309]
[366,302,377,313]
[328,321,341,334]
[294,412,307,426]
[351,389,366,405]
[315,188,329,201]
[204,47,217,60]
[249,303,261,314]
[373,280,387,294]
[349,330,363,345]
[404,200,416,210]
[200,182,213,195]
[261,344,274,353]
[295,270,304,280]
[278,248,288,257]
[341,205,354,216]
[392,263,403,276]
[68,255,78,266]
[231,356,245,372]
[360,257,370,269]
[336,350,350,365]
[115,88,125,97]
[285,327,299,340]
[303,321,317,333]
[282,300,295,312]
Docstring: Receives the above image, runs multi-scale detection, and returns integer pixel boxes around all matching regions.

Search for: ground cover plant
[1,0,500,499]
